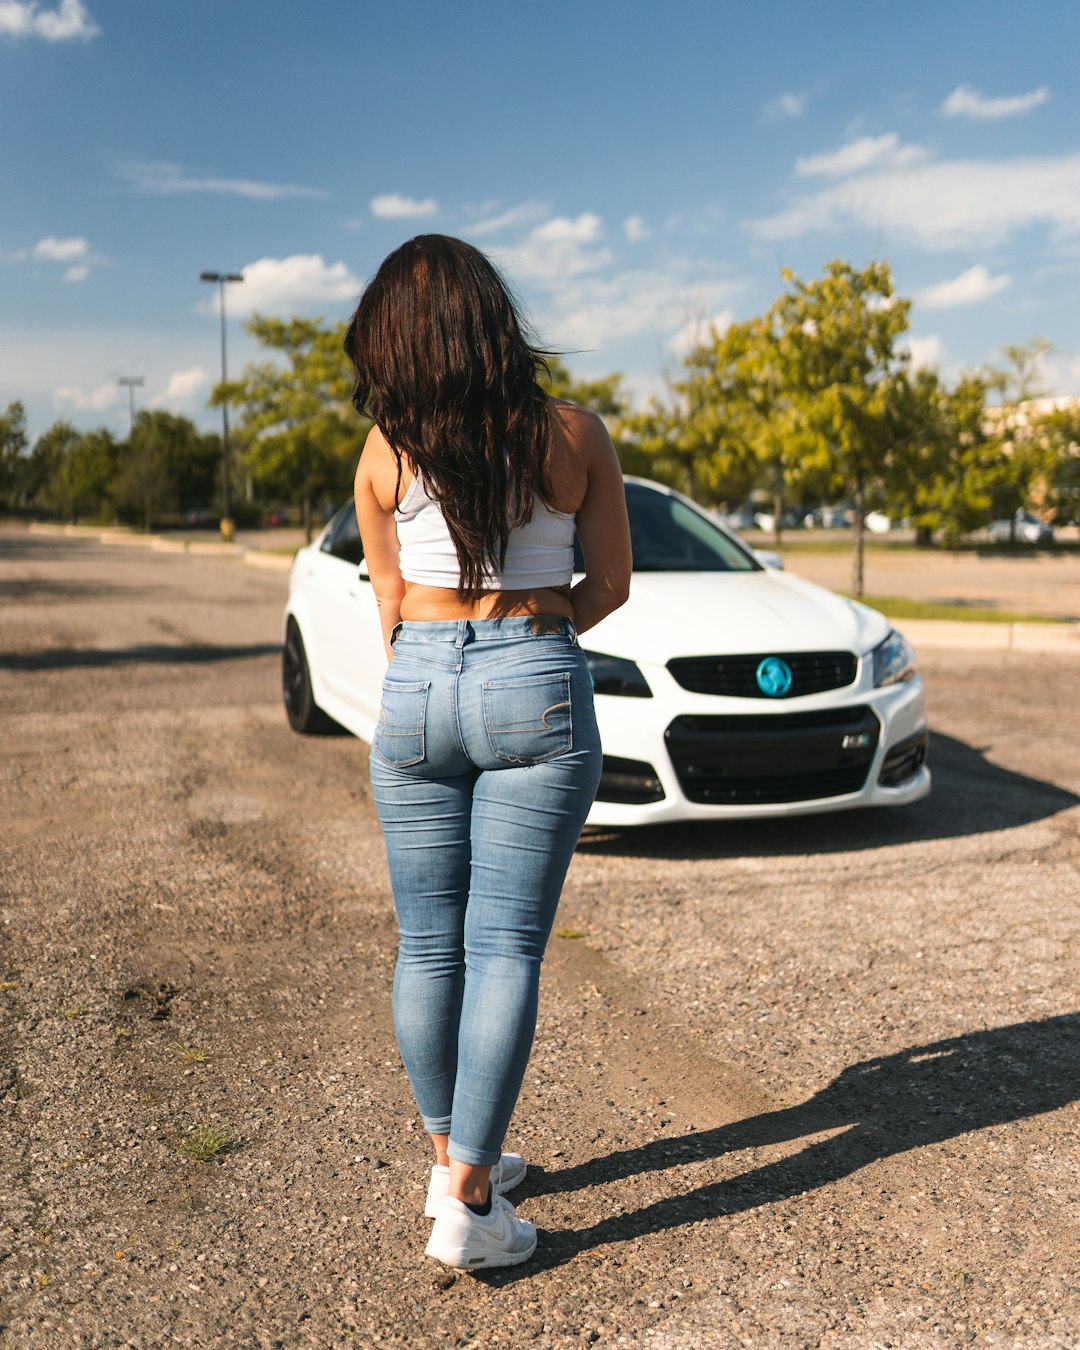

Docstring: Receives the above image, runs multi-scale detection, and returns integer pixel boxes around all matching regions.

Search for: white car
[986,512,1054,544]
[283,477,930,827]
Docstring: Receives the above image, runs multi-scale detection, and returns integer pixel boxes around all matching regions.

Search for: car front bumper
[585,666,930,827]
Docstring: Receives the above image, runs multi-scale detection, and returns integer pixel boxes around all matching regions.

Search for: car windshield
[574,482,760,573]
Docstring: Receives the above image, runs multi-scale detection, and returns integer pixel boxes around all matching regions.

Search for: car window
[320,502,364,566]
[574,483,759,573]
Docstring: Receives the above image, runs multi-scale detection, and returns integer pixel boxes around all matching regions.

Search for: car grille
[666,651,857,698]
[665,706,879,805]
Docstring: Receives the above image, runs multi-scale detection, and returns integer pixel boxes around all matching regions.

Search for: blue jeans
[369,617,601,1166]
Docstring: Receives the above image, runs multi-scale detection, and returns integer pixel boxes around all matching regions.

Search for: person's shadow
[489,1012,1080,1276]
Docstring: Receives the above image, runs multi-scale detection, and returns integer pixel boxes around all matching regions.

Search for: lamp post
[199,270,243,539]
[117,375,144,434]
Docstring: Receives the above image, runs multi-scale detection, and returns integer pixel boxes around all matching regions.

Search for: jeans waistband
[392,616,577,647]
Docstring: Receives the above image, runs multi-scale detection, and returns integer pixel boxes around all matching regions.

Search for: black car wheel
[283,618,337,734]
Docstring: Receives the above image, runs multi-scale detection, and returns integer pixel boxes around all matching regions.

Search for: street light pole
[117,375,144,435]
[199,270,243,539]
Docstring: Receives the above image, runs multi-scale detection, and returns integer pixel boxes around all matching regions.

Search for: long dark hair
[343,234,555,597]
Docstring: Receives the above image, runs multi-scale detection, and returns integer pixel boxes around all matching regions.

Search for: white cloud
[496,213,611,286]
[117,161,327,201]
[15,235,98,279]
[33,235,88,261]
[150,367,210,410]
[623,214,651,242]
[942,84,1049,120]
[917,265,1012,309]
[202,254,362,318]
[904,335,944,371]
[370,193,438,219]
[767,91,807,120]
[165,367,209,400]
[667,311,734,356]
[54,380,119,412]
[796,134,928,178]
[468,201,549,236]
[535,266,742,357]
[747,152,1080,250]
[0,0,98,40]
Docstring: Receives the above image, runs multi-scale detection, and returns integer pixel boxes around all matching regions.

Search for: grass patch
[855,594,1065,624]
[173,1040,208,1063]
[751,534,919,554]
[56,1004,89,1019]
[555,927,585,939]
[180,1122,232,1162]
[746,533,1080,557]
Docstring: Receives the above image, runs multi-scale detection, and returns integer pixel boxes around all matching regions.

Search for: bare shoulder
[547,397,618,472]
[549,397,610,447]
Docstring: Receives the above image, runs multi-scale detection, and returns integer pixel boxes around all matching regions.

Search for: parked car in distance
[987,512,1054,544]
[283,477,930,828]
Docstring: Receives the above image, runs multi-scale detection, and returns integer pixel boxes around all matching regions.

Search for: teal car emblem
[756,656,793,697]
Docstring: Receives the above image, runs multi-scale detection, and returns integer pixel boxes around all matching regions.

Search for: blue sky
[3,0,1080,442]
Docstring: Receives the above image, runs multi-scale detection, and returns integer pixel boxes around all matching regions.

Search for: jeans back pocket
[373,678,430,768]
[482,672,573,764]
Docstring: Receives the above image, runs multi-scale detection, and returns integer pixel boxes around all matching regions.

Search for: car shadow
[576,730,1078,860]
[0,642,283,672]
[482,1011,1080,1279]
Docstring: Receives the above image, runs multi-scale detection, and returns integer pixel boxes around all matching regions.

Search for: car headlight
[872,629,918,687]
[582,650,653,698]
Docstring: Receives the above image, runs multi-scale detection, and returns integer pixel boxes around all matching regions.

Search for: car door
[306,503,386,724]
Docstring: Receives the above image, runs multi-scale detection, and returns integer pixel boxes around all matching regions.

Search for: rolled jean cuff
[447,1138,502,1167]
[421,1113,452,1136]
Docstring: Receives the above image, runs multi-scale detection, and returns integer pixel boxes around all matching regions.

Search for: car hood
[583,569,892,662]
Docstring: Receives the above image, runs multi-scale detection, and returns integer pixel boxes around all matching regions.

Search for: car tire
[283,618,339,735]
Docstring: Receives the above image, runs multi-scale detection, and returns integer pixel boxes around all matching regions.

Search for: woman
[345,235,631,1269]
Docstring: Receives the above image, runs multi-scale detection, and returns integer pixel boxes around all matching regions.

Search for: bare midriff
[399,581,575,623]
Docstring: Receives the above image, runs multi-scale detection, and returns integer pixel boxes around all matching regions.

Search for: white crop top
[394,470,576,590]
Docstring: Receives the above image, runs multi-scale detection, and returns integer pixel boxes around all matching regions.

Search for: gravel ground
[1,527,1078,1349]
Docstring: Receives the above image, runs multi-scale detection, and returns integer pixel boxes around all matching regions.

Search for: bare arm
[354,427,406,662]
[569,413,632,635]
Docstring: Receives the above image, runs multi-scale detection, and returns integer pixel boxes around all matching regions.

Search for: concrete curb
[28,521,287,565]
[242,551,294,572]
[899,618,1080,654]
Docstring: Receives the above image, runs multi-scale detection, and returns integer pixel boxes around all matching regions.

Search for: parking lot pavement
[1,527,1078,1347]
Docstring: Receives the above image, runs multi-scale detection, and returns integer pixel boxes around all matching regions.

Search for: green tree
[770,260,912,595]
[983,340,1056,540]
[55,428,121,524]
[1037,401,1080,525]
[23,420,82,516]
[0,401,29,512]
[111,410,222,527]
[886,370,999,545]
[615,318,762,504]
[215,316,362,540]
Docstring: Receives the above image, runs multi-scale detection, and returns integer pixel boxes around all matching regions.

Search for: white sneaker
[424,1152,527,1218]
[425,1192,537,1269]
